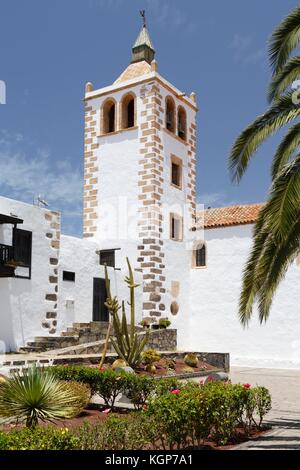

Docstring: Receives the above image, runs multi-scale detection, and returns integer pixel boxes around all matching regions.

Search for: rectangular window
[63,271,75,282]
[13,228,32,279]
[100,249,115,267]
[170,213,183,241]
[170,155,182,189]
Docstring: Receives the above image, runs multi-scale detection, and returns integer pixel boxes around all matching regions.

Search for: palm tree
[229,6,300,325]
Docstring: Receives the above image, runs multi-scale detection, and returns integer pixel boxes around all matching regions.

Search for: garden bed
[0,407,271,450]
[0,365,272,451]
[87,357,219,378]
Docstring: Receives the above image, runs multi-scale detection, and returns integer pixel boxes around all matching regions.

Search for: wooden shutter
[100,250,115,268]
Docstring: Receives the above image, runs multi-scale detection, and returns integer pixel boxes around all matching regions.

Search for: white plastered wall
[0,197,55,351]
[184,224,300,369]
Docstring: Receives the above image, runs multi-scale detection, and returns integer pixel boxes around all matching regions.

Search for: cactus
[101,258,149,369]
[184,353,199,368]
[99,264,120,369]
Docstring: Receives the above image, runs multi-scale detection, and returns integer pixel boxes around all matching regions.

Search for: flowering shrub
[0,427,78,450]
[147,380,272,446]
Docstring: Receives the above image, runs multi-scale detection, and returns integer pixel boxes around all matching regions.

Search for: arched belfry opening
[121,93,135,129]
[177,106,187,141]
[102,99,116,134]
[166,96,175,133]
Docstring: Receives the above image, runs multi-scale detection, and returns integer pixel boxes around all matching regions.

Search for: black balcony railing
[0,243,14,265]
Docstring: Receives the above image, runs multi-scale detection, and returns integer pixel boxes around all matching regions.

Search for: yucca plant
[0,366,86,428]
[229,6,300,325]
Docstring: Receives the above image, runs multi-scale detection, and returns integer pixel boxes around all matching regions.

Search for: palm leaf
[268,55,300,103]
[229,93,300,182]
[269,6,300,75]
[238,209,271,325]
[271,121,300,179]
[265,155,300,242]
[257,217,300,321]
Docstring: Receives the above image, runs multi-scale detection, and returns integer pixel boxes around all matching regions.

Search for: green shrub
[0,427,78,450]
[158,318,171,328]
[95,369,129,408]
[254,386,272,428]
[154,377,181,396]
[76,414,158,450]
[124,374,155,410]
[147,380,272,447]
[147,392,195,449]
[51,366,102,395]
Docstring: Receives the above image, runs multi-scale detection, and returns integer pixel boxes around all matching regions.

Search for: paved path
[230,367,300,450]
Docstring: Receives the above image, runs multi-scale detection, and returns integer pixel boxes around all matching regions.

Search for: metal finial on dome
[140,10,146,27]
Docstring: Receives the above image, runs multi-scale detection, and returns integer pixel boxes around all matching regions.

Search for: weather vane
[139,9,146,27]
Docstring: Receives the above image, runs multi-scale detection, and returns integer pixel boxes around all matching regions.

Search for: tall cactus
[100,258,149,369]
[99,264,120,369]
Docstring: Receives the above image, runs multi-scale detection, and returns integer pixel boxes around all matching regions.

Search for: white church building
[1,19,300,369]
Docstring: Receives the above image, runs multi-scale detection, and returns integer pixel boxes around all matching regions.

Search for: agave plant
[0,366,85,428]
[229,6,300,325]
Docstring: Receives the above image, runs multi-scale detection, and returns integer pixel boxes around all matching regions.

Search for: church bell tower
[83,12,197,322]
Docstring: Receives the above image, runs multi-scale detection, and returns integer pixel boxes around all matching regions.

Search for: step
[33,336,78,344]
[72,323,93,328]
[19,346,45,353]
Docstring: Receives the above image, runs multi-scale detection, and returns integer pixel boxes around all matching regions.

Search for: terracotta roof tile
[114,61,151,84]
[195,203,264,229]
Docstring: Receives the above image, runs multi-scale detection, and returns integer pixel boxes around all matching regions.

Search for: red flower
[170,389,181,395]
[243,383,251,389]
[207,376,214,381]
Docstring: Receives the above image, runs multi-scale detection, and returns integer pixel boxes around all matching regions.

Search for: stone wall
[33,328,177,356]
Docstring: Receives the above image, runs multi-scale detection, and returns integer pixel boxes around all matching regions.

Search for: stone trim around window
[192,240,207,269]
[169,212,183,242]
[170,154,183,190]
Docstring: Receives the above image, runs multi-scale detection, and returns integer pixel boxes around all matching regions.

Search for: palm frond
[269,6,300,75]
[257,217,300,321]
[238,208,270,326]
[265,155,300,242]
[229,93,300,182]
[271,121,300,179]
[268,56,300,103]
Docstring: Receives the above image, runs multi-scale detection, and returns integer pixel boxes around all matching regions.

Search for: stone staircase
[19,322,113,353]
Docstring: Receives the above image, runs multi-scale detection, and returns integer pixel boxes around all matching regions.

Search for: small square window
[63,271,75,282]
[100,250,115,267]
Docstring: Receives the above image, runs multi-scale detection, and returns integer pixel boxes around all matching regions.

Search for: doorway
[93,278,109,321]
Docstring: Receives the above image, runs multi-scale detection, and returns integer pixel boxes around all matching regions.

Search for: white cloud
[145,0,194,33]
[197,192,225,207]
[230,33,266,65]
[0,130,83,236]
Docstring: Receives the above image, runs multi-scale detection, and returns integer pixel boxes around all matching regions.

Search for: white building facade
[0,20,299,367]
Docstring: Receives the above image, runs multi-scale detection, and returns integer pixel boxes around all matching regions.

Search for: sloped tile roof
[114,60,151,84]
[195,203,264,229]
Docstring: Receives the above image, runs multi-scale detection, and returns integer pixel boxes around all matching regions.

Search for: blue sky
[0,0,299,236]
